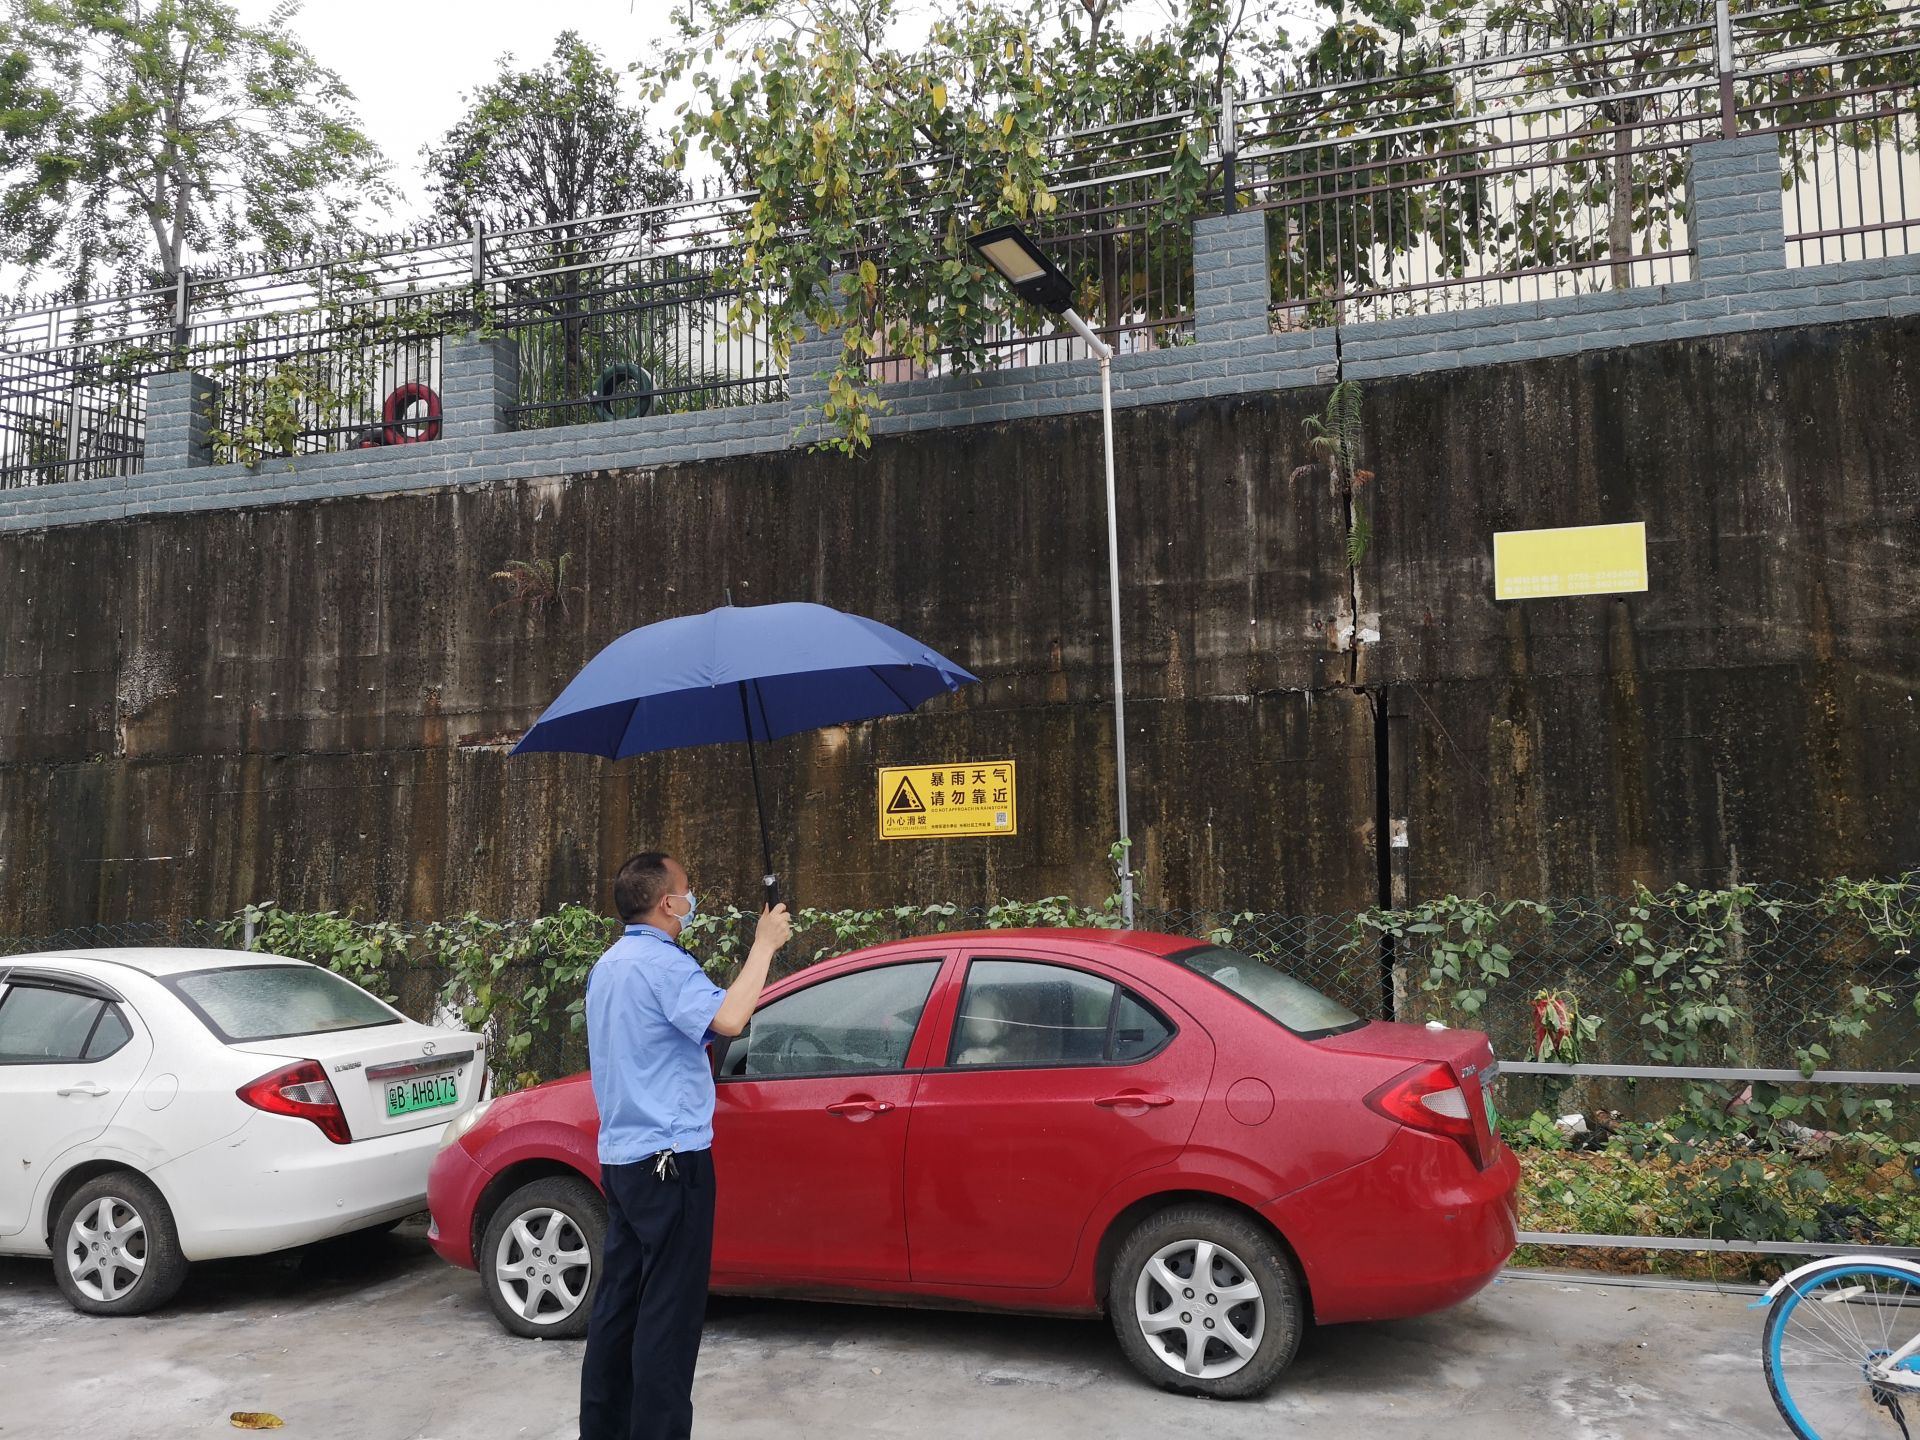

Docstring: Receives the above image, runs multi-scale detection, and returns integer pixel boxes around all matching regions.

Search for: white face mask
[667,890,698,922]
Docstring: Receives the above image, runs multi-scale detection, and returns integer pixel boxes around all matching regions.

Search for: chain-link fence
[1170,889,1920,1076]
[11,884,1917,1263]
[6,880,1916,1094]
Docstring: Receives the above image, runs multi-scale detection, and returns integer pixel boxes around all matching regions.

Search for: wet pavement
[0,1221,1784,1439]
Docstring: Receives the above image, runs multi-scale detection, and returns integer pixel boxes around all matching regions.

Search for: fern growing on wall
[1292,379,1376,565]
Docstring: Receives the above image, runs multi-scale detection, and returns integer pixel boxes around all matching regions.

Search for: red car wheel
[479,1174,604,1339]
[1109,1203,1302,1398]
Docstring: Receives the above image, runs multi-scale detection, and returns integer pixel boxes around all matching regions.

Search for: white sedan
[0,948,484,1314]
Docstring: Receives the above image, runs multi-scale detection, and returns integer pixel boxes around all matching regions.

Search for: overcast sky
[250,0,685,219]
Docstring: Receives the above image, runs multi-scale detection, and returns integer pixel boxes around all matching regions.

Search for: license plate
[385,1073,459,1117]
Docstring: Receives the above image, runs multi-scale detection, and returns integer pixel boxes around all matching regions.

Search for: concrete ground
[0,1221,1785,1439]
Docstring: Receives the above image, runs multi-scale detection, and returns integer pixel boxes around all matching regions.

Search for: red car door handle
[1095,1092,1174,1109]
[826,1099,895,1117]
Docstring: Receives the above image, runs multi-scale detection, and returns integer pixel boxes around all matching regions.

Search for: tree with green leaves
[425,33,691,423]
[648,0,1063,449]
[648,0,1311,449]
[424,32,685,237]
[0,0,389,299]
[1252,13,1495,323]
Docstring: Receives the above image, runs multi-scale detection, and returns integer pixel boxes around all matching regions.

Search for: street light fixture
[967,223,1135,927]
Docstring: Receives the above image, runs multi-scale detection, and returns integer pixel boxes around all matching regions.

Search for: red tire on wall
[382,382,442,446]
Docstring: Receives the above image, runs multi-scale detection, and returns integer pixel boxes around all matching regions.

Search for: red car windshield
[1169,945,1364,1038]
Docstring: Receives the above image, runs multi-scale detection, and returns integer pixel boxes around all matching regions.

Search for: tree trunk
[1608,101,1640,291]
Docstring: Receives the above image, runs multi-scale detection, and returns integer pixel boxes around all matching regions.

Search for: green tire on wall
[593,363,654,421]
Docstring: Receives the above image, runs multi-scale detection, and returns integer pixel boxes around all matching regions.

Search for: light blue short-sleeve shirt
[586,924,728,1165]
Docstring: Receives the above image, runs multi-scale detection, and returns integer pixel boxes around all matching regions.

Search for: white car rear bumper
[154,1111,447,1261]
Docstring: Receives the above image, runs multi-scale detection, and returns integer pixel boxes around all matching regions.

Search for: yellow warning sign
[1494,522,1649,601]
[878,761,1017,840]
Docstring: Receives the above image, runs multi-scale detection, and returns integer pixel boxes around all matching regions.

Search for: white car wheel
[52,1172,189,1316]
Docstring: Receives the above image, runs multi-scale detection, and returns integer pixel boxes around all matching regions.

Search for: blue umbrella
[512,601,979,904]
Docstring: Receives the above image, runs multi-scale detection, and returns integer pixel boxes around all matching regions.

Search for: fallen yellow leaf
[230,1414,284,1431]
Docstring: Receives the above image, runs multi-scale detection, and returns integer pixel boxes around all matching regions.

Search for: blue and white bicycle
[1762,1257,1920,1439]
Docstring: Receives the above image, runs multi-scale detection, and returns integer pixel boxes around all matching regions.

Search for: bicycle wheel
[1765,1261,1920,1440]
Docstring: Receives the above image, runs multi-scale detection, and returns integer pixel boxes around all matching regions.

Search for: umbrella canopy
[511,602,978,759]
[511,601,979,906]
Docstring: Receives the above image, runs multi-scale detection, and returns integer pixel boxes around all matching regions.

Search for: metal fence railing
[0,341,147,488]
[2,1,1916,486]
[1243,8,1722,327]
[187,265,464,458]
[0,289,167,489]
[1734,2,1920,266]
[483,192,787,427]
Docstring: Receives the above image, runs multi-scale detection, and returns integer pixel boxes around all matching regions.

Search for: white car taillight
[238,1059,352,1145]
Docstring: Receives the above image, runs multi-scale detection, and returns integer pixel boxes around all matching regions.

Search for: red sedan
[427,929,1517,1398]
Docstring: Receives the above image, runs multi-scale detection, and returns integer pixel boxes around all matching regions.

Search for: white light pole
[967,225,1135,927]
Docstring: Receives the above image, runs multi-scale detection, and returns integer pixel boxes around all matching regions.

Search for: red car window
[947,959,1174,1068]
[719,960,941,1080]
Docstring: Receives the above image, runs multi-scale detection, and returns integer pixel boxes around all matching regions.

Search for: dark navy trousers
[578,1149,715,1440]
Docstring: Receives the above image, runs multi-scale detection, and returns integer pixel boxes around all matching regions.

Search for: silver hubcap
[65,1195,147,1303]
[1134,1237,1265,1380]
[494,1206,592,1326]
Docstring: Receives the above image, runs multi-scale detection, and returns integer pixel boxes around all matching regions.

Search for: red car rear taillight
[1364,1061,1485,1166]
[238,1060,352,1145]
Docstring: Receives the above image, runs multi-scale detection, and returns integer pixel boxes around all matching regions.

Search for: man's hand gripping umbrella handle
[710,903,793,1038]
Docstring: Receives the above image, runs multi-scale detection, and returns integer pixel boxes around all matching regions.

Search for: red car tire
[479,1173,605,1339]
[1108,1203,1303,1398]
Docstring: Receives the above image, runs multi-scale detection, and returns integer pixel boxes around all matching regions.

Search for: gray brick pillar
[1688,135,1786,283]
[787,272,856,439]
[1192,211,1272,343]
[143,372,220,471]
[442,333,520,438]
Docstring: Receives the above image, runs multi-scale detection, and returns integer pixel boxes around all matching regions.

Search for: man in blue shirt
[579,851,790,1440]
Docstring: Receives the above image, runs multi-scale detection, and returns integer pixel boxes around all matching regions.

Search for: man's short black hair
[613,852,676,923]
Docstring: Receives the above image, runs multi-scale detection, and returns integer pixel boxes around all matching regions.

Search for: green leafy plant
[208,358,355,466]
[1291,378,1376,565]
[218,866,1920,1217]
[1609,882,1751,1068]
[1531,988,1601,1064]
[489,554,583,619]
[643,0,1291,453]
[1352,893,1547,1019]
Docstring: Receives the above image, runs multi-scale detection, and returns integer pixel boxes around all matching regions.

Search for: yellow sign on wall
[878,761,1017,840]
[1494,522,1649,601]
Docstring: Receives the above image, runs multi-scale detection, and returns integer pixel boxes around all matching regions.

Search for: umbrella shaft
[737,681,781,907]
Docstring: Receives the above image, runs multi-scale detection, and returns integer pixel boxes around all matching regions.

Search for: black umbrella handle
[739,680,786,916]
